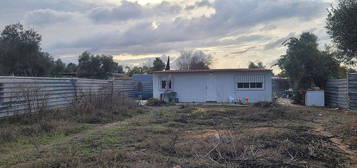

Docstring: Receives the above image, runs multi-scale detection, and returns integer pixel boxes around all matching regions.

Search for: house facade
[152,69,273,103]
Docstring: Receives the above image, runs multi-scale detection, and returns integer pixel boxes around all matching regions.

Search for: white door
[206,73,217,102]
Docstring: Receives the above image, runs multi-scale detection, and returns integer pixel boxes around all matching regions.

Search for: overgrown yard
[0,103,356,168]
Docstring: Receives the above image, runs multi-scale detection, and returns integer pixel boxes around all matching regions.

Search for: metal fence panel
[348,73,357,110]
[0,76,138,118]
[326,73,357,110]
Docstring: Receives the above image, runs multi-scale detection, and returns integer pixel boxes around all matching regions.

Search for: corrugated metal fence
[132,74,153,99]
[326,79,348,109]
[326,73,357,110]
[0,76,137,118]
[348,73,357,110]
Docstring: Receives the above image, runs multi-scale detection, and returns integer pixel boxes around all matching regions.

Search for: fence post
[0,83,3,105]
[347,72,350,109]
[111,80,114,104]
[71,78,78,104]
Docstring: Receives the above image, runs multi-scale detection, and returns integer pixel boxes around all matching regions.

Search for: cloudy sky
[0,0,335,72]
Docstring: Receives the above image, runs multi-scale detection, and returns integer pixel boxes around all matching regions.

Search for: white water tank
[305,90,325,107]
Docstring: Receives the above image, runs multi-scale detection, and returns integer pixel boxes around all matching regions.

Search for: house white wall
[153,71,272,103]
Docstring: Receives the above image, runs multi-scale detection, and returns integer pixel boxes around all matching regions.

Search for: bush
[146,98,162,106]
[292,90,306,104]
[0,127,17,143]
[252,101,278,108]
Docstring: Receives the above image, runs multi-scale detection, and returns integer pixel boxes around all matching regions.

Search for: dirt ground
[0,104,356,168]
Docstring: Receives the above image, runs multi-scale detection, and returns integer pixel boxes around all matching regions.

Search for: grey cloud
[0,0,92,14]
[89,1,143,23]
[232,47,257,54]
[207,0,327,29]
[24,9,79,26]
[164,0,329,45]
[88,1,181,23]
[185,0,212,10]
[152,1,182,16]
[196,0,212,7]
[264,33,296,50]
[260,24,277,31]
[236,35,268,43]
[0,0,93,26]
[20,0,329,59]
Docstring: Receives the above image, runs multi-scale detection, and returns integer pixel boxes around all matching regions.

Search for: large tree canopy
[276,32,340,90]
[176,50,213,70]
[326,0,357,64]
[0,23,54,76]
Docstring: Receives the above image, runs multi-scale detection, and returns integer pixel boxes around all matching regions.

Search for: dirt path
[43,106,182,149]
[313,125,357,167]
[0,111,147,166]
[0,118,134,164]
[2,106,183,165]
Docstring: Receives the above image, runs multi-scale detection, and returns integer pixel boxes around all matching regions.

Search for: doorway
[206,73,217,102]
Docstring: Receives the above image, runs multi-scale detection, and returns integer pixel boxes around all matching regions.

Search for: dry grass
[1,103,356,168]
[0,92,142,166]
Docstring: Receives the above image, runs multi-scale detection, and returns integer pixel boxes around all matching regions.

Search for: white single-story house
[152,69,273,103]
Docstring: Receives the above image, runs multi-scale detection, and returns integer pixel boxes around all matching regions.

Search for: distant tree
[152,57,165,71]
[77,51,98,78]
[0,23,54,76]
[176,50,212,70]
[165,56,170,70]
[77,51,120,79]
[248,61,265,69]
[126,66,151,77]
[51,59,66,75]
[99,55,121,77]
[117,65,124,74]
[326,0,357,64]
[65,63,78,74]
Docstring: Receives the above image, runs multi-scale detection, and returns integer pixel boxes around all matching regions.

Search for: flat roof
[153,68,272,74]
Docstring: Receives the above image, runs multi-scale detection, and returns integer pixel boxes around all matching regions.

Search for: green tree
[77,52,120,79]
[277,33,337,89]
[65,63,78,74]
[51,59,66,75]
[276,33,341,103]
[0,23,53,76]
[165,56,170,70]
[176,50,212,70]
[326,0,357,64]
[248,61,265,69]
[99,55,121,78]
[126,66,151,77]
[152,57,165,71]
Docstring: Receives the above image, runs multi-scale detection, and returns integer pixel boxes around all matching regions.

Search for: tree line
[0,23,122,79]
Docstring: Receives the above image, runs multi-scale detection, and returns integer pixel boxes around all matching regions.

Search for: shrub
[146,98,162,106]
[292,90,306,104]
[0,127,17,143]
[252,101,278,108]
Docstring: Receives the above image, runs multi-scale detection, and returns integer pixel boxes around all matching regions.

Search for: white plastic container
[305,90,325,107]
